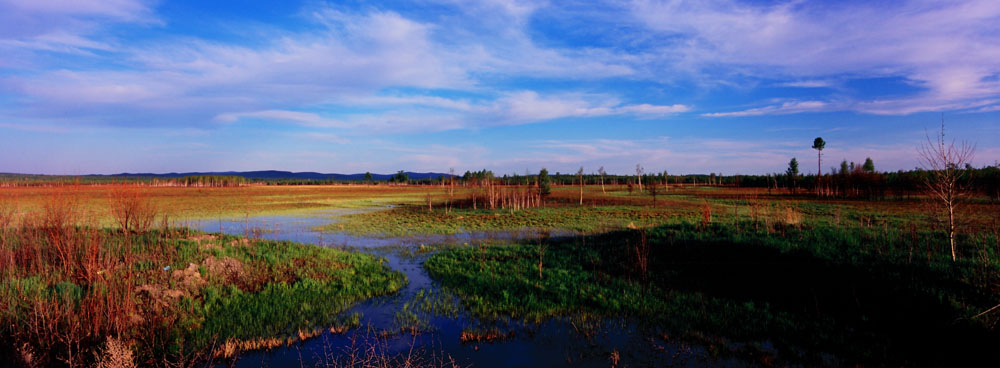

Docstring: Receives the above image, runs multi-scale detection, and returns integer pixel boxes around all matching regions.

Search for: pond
[189,209,738,367]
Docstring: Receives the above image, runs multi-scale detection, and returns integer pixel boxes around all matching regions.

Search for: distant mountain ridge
[96,170,451,181]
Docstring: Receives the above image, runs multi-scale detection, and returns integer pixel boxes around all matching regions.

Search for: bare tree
[918,120,975,262]
[597,166,606,194]
[647,180,661,206]
[635,164,644,192]
[447,168,455,213]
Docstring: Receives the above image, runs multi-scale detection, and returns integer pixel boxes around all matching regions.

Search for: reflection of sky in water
[187,208,572,248]
[193,209,733,367]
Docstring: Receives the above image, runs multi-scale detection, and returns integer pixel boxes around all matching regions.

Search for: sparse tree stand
[812,137,826,196]
[918,121,975,262]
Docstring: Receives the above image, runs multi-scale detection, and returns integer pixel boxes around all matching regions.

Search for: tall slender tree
[577,167,585,205]
[812,137,826,175]
[812,137,826,196]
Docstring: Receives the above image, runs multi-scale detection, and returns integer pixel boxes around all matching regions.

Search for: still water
[189,209,732,367]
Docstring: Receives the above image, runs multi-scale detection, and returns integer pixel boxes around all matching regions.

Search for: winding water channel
[189,209,735,367]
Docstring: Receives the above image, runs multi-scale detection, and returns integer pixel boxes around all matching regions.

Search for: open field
[0,184,442,224]
[334,184,1000,237]
[1,183,1000,366]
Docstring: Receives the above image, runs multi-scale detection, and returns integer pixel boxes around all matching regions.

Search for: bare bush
[109,186,158,234]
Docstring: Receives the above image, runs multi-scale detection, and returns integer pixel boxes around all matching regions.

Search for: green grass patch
[425,221,1000,366]
[323,205,685,236]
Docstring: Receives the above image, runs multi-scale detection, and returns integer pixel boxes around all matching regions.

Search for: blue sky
[1,0,998,175]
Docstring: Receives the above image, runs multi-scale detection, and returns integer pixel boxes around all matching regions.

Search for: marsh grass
[311,324,463,368]
[1,184,445,225]
[425,220,1000,366]
[325,205,682,236]
[5,184,1000,366]
[0,198,403,368]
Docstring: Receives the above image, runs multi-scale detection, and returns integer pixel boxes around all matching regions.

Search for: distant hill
[96,170,450,181]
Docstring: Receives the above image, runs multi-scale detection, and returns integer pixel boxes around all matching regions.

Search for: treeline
[737,165,1000,201]
[163,175,248,187]
[455,169,728,187]
[0,175,250,187]
[0,174,143,187]
[449,165,999,202]
[3,165,998,201]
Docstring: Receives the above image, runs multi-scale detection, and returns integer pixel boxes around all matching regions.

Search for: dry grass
[315,326,463,368]
[94,338,136,368]
[0,184,442,225]
[458,329,513,344]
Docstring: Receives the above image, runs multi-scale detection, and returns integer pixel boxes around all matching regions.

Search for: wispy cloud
[632,0,1000,115]
[0,0,157,56]
[704,100,830,117]
[216,91,689,132]
[777,80,835,88]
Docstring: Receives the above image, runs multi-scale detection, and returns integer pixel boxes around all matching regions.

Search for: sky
[0,0,998,176]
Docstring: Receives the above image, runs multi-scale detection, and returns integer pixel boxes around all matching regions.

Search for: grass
[331,184,1000,240]
[0,184,443,225]
[324,205,684,236]
[0,224,404,367]
[425,218,1000,366]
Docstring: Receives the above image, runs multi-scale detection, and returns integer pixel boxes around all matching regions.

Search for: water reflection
[190,209,722,367]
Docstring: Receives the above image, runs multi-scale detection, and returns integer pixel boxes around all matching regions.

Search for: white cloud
[215,110,348,128]
[704,100,829,117]
[631,0,1000,115]
[217,91,689,132]
[485,91,690,124]
[617,103,691,115]
[777,80,834,88]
